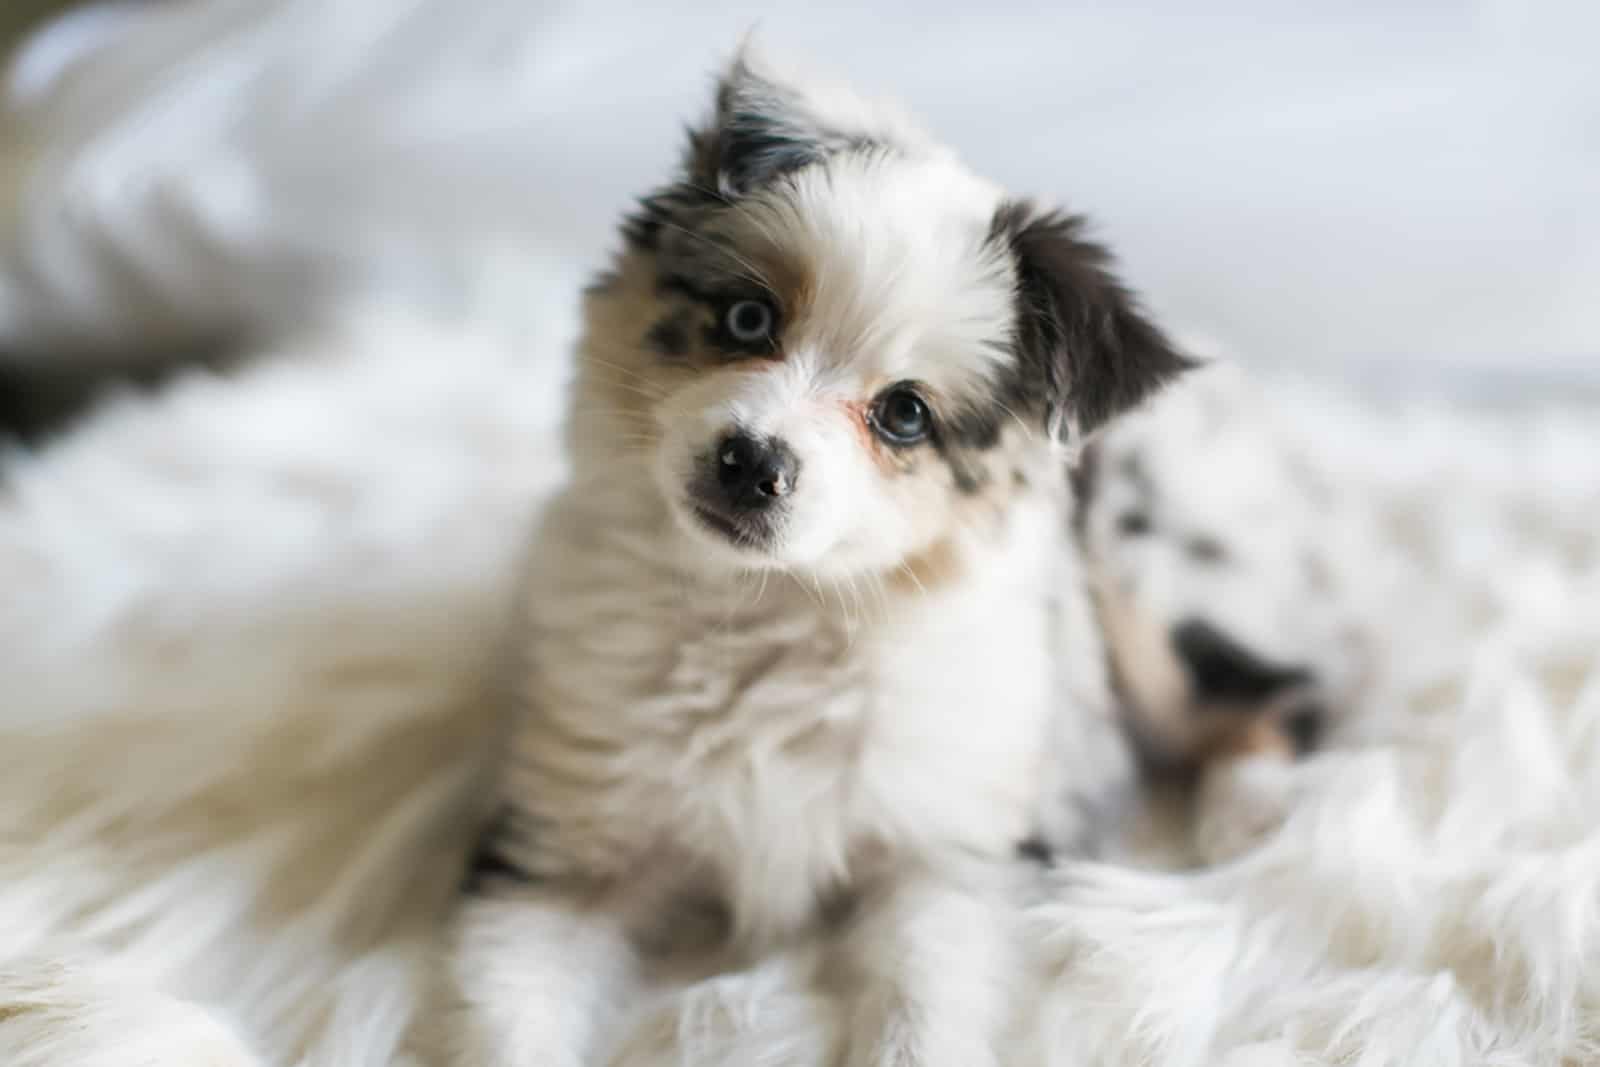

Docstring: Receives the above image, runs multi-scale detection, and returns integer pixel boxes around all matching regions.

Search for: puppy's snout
[714,431,799,512]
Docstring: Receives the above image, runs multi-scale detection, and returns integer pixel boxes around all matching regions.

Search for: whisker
[866,571,891,618]
[671,180,736,208]
[584,359,672,396]
[990,399,1037,443]
[896,562,929,598]
[588,381,671,406]
[654,219,776,293]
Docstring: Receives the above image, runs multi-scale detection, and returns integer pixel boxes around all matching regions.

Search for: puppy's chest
[502,567,1054,931]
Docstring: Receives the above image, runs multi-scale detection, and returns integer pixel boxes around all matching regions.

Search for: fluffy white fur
[4,4,1600,1067]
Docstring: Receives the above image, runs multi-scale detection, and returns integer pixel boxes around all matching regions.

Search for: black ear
[686,55,861,196]
[993,201,1196,441]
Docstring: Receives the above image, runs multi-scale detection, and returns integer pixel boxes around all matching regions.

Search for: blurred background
[1,0,1596,400]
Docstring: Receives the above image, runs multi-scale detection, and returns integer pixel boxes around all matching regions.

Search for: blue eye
[725,299,774,343]
[873,387,932,445]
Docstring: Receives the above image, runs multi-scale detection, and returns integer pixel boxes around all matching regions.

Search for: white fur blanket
[3,4,1599,1066]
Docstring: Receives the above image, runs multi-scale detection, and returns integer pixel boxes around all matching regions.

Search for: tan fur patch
[889,537,965,594]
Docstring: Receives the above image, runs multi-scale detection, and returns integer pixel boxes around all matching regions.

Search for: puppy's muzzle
[689,430,801,546]
[715,431,799,510]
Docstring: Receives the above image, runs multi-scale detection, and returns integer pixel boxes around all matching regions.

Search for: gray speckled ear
[686,55,865,196]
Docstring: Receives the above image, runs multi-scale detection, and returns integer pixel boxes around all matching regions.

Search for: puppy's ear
[994,201,1196,443]
[686,52,860,195]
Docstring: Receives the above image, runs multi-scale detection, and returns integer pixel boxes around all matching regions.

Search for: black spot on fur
[1117,511,1152,537]
[462,846,533,894]
[620,203,663,253]
[655,272,714,304]
[1016,836,1055,865]
[945,459,986,495]
[989,201,1195,440]
[645,312,691,358]
[1118,451,1154,498]
[1185,534,1228,563]
[1285,701,1325,755]
[924,403,1006,495]
[462,808,535,894]
[941,406,1004,451]
[1170,619,1312,705]
[622,178,727,252]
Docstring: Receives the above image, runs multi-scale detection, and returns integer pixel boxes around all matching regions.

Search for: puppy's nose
[715,431,799,512]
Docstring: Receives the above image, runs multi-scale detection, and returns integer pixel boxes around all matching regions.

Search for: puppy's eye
[872,386,932,446]
[725,299,775,344]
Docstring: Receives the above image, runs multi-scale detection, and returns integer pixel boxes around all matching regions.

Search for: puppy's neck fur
[496,450,1078,940]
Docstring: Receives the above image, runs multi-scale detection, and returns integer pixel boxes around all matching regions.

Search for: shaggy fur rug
[3,4,1599,1066]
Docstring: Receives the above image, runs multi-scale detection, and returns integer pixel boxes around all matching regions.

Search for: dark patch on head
[1185,533,1228,564]
[645,310,692,358]
[988,201,1195,441]
[651,266,786,361]
[1013,468,1028,489]
[655,272,714,304]
[941,406,1004,451]
[608,58,923,380]
[929,441,988,495]
[622,180,728,253]
[945,459,986,494]
[927,404,1006,495]
[1170,619,1312,705]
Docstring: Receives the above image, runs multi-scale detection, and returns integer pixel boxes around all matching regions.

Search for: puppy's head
[575,52,1191,580]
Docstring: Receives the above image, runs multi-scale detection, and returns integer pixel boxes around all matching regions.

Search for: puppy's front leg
[422,885,639,1067]
[833,865,1019,1067]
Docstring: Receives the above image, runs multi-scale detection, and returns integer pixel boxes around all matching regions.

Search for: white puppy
[413,51,1198,1067]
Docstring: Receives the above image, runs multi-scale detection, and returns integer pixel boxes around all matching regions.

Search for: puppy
[416,51,1198,1067]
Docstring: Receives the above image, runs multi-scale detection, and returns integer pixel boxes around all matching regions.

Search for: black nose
[715,431,799,512]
